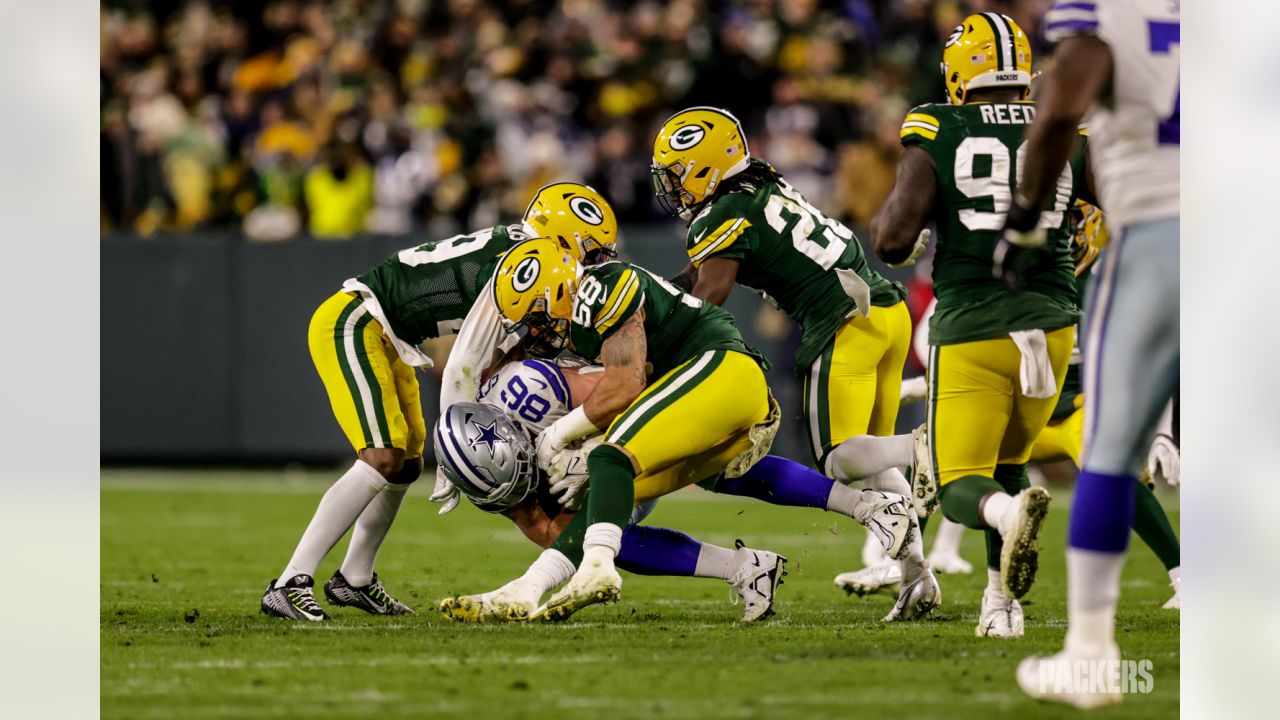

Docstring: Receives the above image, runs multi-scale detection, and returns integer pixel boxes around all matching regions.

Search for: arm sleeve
[439,277,518,413]
[1043,0,1100,43]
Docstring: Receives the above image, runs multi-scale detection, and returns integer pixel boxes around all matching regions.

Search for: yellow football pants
[1030,395,1085,466]
[308,291,426,456]
[802,301,912,466]
[928,327,1074,486]
[601,349,770,503]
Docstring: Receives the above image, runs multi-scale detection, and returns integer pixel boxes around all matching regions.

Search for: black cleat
[324,570,416,616]
[261,575,330,621]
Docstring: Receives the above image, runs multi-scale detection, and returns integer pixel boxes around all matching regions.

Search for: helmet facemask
[651,160,699,221]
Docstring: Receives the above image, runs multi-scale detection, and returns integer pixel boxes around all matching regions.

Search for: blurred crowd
[101,0,1054,241]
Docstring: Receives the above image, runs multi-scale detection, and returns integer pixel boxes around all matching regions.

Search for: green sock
[549,510,589,567]
[585,444,637,530]
[1132,478,1180,571]
[993,463,1030,494]
[985,528,1002,570]
[940,474,1003,529]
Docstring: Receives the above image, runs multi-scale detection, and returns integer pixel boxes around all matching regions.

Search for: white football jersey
[1045,0,1179,228]
[477,359,573,434]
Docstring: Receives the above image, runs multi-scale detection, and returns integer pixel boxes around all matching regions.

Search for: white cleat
[727,540,787,622]
[834,561,902,597]
[859,490,915,560]
[883,567,941,621]
[927,551,974,575]
[909,424,938,517]
[975,587,1024,638]
[1162,579,1180,609]
[862,528,889,568]
[1000,487,1052,599]
[1016,642,1124,709]
[532,556,621,623]
[439,579,539,623]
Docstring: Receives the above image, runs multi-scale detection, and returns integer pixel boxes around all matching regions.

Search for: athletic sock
[550,509,590,566]
[939,474,1003,529]
[823,433,914,481]
[617,526,702,576]
[713,455,831,508]
[338,481,411,587]
[1063,469,1135,651]
[986,567,1003,595]
[693,543,740,580]
[582,523,623,566]
[930,516,966,557]
[1132,478,1180,571]
[504,549,576,602]
[979,491,1017,535]
[584,444,636,530]
[277,460,387,588]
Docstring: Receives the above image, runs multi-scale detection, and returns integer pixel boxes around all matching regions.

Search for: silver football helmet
[434,402,536,513]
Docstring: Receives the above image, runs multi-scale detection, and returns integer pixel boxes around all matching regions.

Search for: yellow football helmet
[651,106,750,220]
[492,237,581,351]
[522,182,618,265]
[941,13,1032,105]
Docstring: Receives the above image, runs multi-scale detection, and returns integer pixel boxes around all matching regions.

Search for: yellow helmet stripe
[594,269,641,333]
[690,218,751,265]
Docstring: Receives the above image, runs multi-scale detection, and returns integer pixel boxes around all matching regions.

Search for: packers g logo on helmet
[523,183,618,265]
[492,237,581,352]
[940,13,1032,105]
[652,106,750,221]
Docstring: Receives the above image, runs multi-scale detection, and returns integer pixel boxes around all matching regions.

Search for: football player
[872,13,1088,638]
[1008,0,1180,705]
[650,106,937,606]
[260,183,617,621]
[481,238,928,622]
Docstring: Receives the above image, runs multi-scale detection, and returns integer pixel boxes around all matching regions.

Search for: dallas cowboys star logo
[468,420,503,458]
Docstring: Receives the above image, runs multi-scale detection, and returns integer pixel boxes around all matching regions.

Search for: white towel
[835,268,872,318]
[1010,329,1057,399]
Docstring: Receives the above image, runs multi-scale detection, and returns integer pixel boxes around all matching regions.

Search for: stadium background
[100,0,1057,465]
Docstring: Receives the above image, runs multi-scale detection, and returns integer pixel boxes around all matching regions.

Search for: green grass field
[102,468,1179,719]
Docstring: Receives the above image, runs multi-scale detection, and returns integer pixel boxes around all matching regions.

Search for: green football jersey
[684,159,906,375]
[355,224,528,344]
[570,261,764,382]
[901,102,1083,345]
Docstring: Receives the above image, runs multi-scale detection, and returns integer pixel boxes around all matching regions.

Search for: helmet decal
[569,196,605,226]
[669,124,706,151]
[467,418,502,458]
[512,257,541,292]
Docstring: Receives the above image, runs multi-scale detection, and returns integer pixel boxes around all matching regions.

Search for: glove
[428,468,460,515]
[993,198,1046,290]
[1147,433,1180,487]
[535,406,599,470]
[547,446,592,509]
[889,228,931,268]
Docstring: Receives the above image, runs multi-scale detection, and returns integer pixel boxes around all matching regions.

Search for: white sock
[986,567,1004,596]
[824,433,914,481]
[277,460,387,588]
[514,549,576,599]
[930,517,966,557]
[693,542,739,580]
[1065,548,1124,651]
[979,491,1017,534]
[582,523,623,566]
[339,481,411,587]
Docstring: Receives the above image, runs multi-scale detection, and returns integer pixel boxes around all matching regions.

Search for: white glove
[428,468,460,515]
[535,406,599,470]
[834,267,872,318]
[547,449,589,509]
[1147,434,1180,487]
[889,228,931,268]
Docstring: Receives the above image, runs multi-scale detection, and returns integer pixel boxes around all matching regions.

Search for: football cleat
[260,575,329,622]
[439,579,540,623]
[1162,570,1181,610]
[1000,487,1052,599]
[910,424,938,517]
[883,567,942,622]
[1016,642,1124,709]
[975,587,1024,638]
[834,561,902,597]
[727,539,787,622]
[927,550,974,575]
[859,490,916,561]
[323,570,415,616]
[531,556,621,623]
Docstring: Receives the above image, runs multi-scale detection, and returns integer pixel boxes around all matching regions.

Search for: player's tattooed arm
[1018,34,1112,208]
[582,309,648,427]
[691,257,739,306]
[667,263,699,293]
[872,146,936,265]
